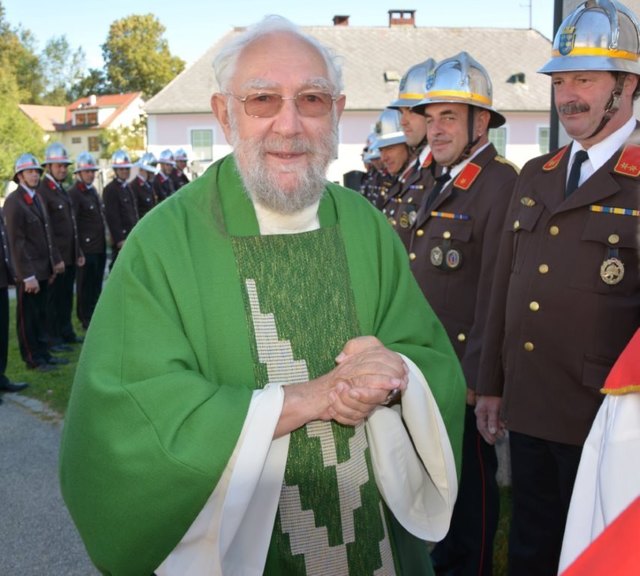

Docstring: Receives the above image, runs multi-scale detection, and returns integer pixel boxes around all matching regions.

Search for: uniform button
[409,253,416,261]
[608,234,620,245]
[524,342,535,352]
[416,229,424,237]
[538,264,549,274]
[457,333,466,342]
[513,220,520,231]
[529,301,540,312]
[407,197,413,203]
[549,225,560,236]
[443,231,451,239]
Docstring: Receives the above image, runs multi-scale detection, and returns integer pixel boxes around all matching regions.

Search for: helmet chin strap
[586,72,627,140]
[446,106,481,168]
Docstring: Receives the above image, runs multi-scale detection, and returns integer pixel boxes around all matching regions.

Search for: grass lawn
[5,295,84,415]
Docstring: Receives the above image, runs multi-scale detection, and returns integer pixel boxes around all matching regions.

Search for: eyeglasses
[226,91,339,118]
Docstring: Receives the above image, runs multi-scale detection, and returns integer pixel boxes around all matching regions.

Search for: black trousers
[16,281,50,367]
[47,264,77,342]
[432,404,499,575]
[508,431,582,576]
[76,252,106,329]
[0,287,9,385]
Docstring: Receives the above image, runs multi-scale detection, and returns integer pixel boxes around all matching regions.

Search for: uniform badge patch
[600,258,625,285]
[430,246,444,267]
[558,26,576,56]
[445,249,462,270]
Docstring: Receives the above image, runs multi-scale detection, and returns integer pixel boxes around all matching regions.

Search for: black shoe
[50,344,73,353]
[28,363,57,372]
[0,381,29,393]
[46,356,69,366]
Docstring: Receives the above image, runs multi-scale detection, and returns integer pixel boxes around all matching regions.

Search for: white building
[145,10,553,183]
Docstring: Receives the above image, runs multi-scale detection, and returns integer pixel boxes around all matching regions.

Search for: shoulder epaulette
[542,146,569,171]
[613,144,640,178]
[453,162,481,190]
[494,155,520,174]
[421,152,433,169]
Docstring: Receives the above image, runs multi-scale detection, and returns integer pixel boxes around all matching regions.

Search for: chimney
[89,94,97,106]
[388,9,416,27]
[333,15,350,26]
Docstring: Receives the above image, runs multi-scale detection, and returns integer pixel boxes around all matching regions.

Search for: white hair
[213,15,343,95]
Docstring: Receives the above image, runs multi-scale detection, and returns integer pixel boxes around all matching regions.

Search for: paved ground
[0,394,99,576]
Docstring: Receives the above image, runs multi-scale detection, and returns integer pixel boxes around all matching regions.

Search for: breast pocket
[508,203,545,274]
[570,212,639,295]
[426,218,473,272]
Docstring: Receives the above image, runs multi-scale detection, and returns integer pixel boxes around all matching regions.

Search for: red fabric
[561,497,640,576]
[603,329,640,393]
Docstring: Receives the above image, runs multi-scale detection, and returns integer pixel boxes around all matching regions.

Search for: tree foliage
[100,117,146,160]
[102,14,185,98]
[40,35,86,105]
[68,68,112,102]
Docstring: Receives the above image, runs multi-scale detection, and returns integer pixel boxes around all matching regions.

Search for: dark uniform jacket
[408,144,518,389]
[170,168,190,191]
[68,181,107,255]
[130,176,156,218]
[388,151,436,248]
[153,172,175,203]
[3,186,61,282]
[476,126,640,446]
[0,208,15,289]
[38,175,82,266]
[103,178,139,247]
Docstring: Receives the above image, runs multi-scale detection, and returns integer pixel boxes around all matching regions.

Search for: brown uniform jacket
[0,208,15,289]
[170,168,190,191]
[476,128,640,446]
[38,175,82,265]
[130,176,156,219]
[3,186,61,282]
[408,144,518,390]
[103,178,139,247]
[153,172,175,203]
[68,181,107,255]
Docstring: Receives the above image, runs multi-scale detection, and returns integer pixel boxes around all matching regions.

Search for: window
[72,137,82,144]
[191,129,213,161]
[75,112,86,125]
[489,126,507,157]
[538,126,550,154]
[87,112,98,125]
[88,136,100,152]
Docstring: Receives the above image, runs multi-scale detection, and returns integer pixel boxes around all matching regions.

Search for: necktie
[32,194,44,217]
[415,172,451,226]
[565,150,589,198]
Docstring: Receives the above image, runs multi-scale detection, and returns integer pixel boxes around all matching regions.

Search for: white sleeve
[366,354,458,542]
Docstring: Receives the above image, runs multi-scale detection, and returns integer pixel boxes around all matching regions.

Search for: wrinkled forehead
[233,32,332,93]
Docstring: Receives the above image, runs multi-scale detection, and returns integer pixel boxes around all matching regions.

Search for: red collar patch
[543,146,568,171]
[453,162,481,190]
[421,152,433,169]
[613,145,640,178]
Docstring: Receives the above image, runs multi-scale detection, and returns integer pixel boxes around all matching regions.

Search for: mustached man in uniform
[475,1,640,574]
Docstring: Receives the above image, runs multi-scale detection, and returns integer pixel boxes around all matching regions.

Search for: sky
[3,0,555,69]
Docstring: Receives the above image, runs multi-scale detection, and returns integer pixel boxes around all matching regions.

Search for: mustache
[261,136,313,155]
[558,102,590,115]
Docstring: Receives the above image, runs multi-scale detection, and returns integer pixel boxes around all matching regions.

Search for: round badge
[399,212,411,229]
[430,246,443,267]
[445,249,462,270]
[600,258,625,285]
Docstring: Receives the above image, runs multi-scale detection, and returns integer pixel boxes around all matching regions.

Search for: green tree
[40,35,86,105]
[68,68,112,102]
[0,3,44,103]
[0,66,45,192]
[99,117,146,159]
[102,14,185,98]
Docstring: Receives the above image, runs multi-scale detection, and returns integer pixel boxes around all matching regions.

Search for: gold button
[513,220,520,231]
[409,253,416,261]
[608,234,620,245]
[457,333,466,342]
[549,225,560,236]
[407,197,413,203]
[416,229,424,237]
[538,264,549,274]
[529,301,540,312]
[443,231,451,239]
[524,342,535,352]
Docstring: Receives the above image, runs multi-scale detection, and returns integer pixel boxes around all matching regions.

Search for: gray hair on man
[213,15,344,95]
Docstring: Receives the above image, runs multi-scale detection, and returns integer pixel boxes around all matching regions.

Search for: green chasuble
[59,155,465,576]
